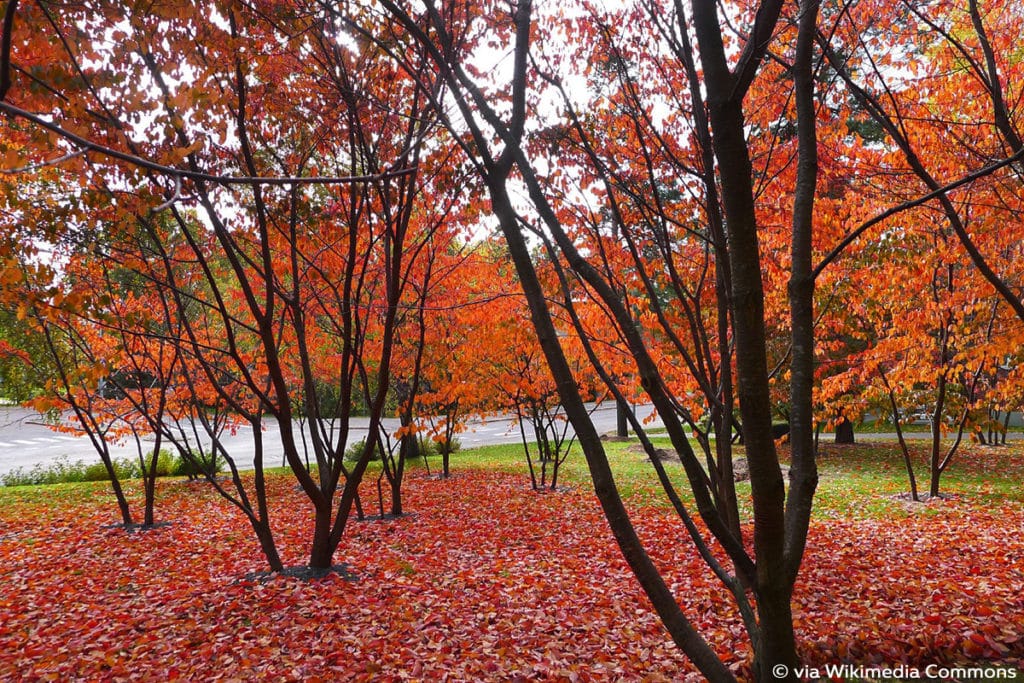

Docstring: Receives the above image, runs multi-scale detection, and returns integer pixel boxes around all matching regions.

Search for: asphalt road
[3,404,1016,479]
[0,403,661,477]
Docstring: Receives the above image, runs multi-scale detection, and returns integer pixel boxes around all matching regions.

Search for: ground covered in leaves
[0,448,1022,681]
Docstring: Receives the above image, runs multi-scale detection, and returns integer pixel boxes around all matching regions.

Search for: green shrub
[82,461,114,482]
[1,458,86,486]
[147,450,177,477]
[2,455,138,486]
[82,457,138,482]
[343,438,380,463]
[435,436,461,457]
[171,451,223,477]
[421,437,438,457]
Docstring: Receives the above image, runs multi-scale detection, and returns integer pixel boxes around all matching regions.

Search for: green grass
[443,436,1024,522]
[5,437,1021,526]
[852,420,1024,434]
[810,440,1024,517]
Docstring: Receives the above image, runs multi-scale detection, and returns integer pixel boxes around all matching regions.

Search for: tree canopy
[2,0,1024,679]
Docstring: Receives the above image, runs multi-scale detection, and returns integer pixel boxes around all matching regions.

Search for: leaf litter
[0,469,1020,680]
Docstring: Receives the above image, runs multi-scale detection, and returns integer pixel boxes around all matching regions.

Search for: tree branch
[813,145,1024,280]
[0,100,415,186]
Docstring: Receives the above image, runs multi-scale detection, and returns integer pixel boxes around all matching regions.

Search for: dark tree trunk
[390,434,409,516]
[487,181,735,682]
[693,0,813,677]
[255,525,284,573]
[390,480,403,516]
[142,431,164,527]
[929,330,950,499]
[143,455,157,527]
[308,503,335,570]
[883,377,920,502]
[108,464,134,528]
[834,417,855,444]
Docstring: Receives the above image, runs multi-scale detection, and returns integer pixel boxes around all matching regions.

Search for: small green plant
[83,461,113,482]
[154,450,179,477]
[435,436,461,456]
[415,436,437,459]
[1,458,86,486]
[1,456,141,486]
[343,438,380,463]
[171,450,223,477]
[0,449,224,487]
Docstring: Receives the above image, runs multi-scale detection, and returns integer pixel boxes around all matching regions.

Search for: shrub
[1,456,142,486]
[154,450,179,477]
[343,438,380,463]
[415,436,437,458]
[82,461,113,482]
[1,458,87,486]
[82,458,138,482]
[2,455,142,486]
[434,436,461,457]
[171,450,223,477]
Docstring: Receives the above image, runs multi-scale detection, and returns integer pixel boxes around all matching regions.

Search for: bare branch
[150,173,182,213]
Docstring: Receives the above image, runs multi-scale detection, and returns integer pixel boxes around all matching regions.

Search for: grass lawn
[0,439,1021,681]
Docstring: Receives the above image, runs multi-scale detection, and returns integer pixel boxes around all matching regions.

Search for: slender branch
[0,148,86,174]
[813,145,1024,279]
[150,174,182,212]
[0,100,415,186]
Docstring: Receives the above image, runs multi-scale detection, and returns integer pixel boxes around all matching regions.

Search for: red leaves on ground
[795,507,1024,668]
[0,472,1021,680]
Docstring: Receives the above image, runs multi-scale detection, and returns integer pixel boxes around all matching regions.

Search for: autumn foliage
[4,0,1024,679]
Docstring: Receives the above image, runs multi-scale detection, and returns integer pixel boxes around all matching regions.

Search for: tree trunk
[308,505,335,570]
[486,175,735,680]
[143,432,163,527]
[390,476,403,516]
[143,457,157,527]
[705,81,797,683]
[930,359,949,499]
[752,585,797,683]
[692,0,804,676]
[109,467,134,527]
[255,523,284,573]
[834,417,855,444]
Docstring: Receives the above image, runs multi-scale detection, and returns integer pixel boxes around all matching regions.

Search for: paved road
[4,404,1016,479]
[0,403,661,477]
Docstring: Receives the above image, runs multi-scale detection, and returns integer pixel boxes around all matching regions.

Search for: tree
[0,0,461,572]
[373,0,820,679]
[472,263,593,491]
[813,0,1024,496]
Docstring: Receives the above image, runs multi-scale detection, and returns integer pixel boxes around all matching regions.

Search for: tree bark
[692,0,803,677]
[834,417,855,444]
